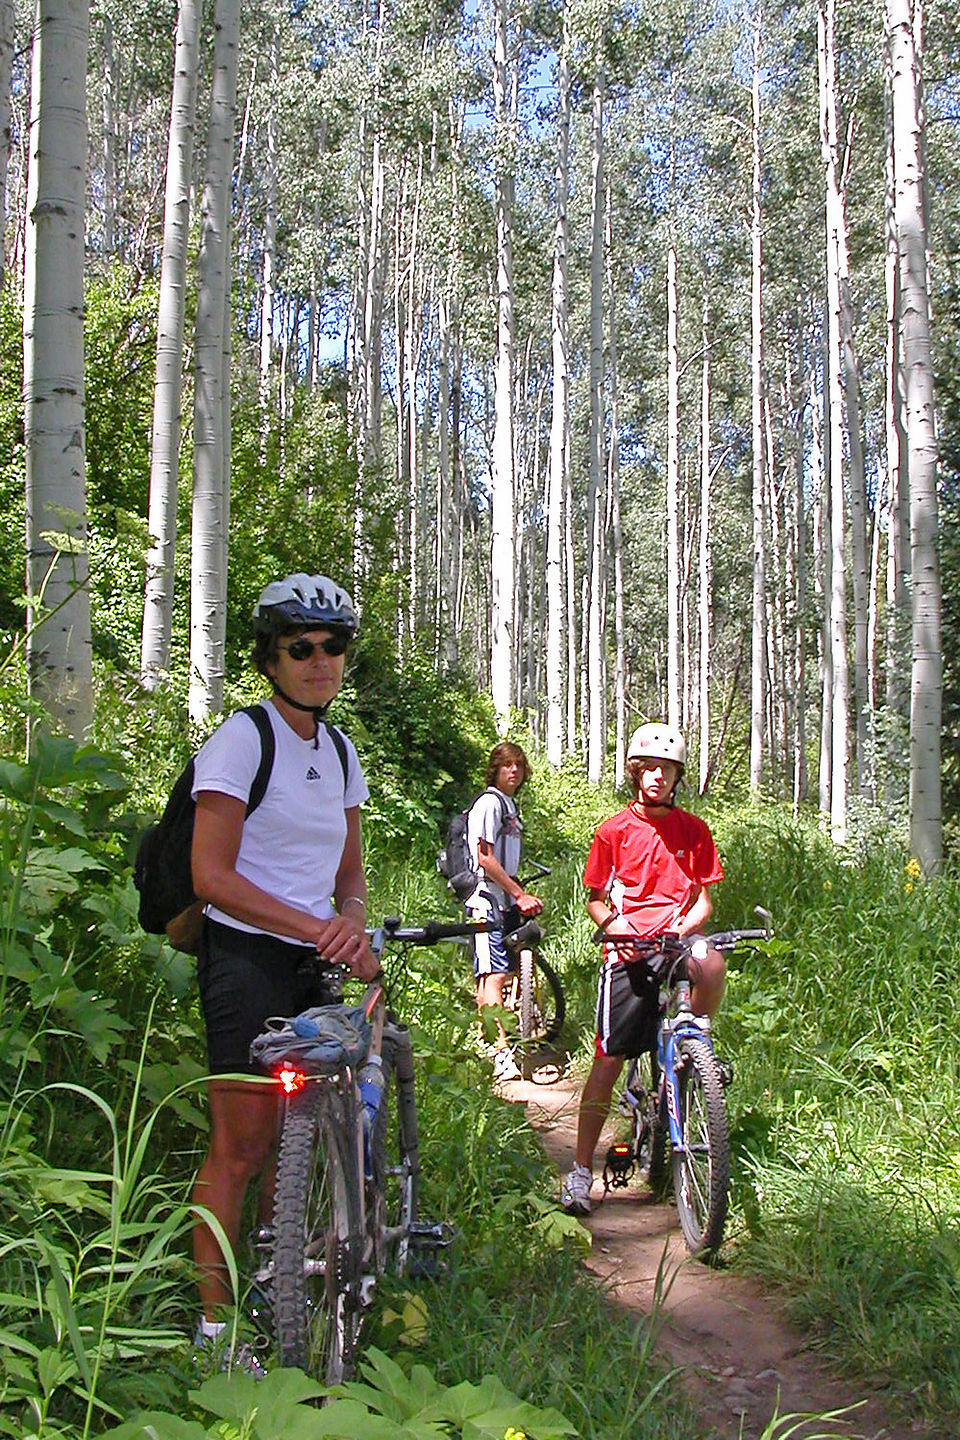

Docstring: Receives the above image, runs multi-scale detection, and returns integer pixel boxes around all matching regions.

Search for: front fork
[660,1012,712,1153]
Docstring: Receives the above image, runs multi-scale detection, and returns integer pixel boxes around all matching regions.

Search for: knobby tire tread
[672,1035,730,1257]
[273,1081,363,1383]
[516,949,565,1044]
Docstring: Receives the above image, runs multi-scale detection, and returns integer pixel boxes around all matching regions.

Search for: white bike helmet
[253,573,359,637]
[626,723,686,769]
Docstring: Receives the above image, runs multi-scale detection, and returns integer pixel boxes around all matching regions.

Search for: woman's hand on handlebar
[314,914,380,980]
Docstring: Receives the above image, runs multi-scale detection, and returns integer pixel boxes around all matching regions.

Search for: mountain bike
[250,915,490,1384]
[600,912,771,1257]
[499,863,564,1049]
[502,919,565,1048]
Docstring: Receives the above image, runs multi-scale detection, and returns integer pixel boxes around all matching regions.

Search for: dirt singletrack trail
[503,1072,933,1440]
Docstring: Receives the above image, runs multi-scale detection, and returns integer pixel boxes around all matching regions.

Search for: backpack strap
[483,786,514,868]
[241,704,276,815]
[322,720,350,791]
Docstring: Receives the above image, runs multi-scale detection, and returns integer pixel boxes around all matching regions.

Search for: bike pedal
[407,1221,456,1279]
[716,1058,734,1087]
[602,1141,635,1190]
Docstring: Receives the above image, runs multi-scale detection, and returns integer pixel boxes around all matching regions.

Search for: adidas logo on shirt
[306,766,323,781]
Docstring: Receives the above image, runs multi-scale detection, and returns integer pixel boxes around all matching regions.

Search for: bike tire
[368,1024,419,1277]
[626,1053,667,1190]
[273,1080,364,1383]
[671,1035,730,1257]
[517,949,565,1044]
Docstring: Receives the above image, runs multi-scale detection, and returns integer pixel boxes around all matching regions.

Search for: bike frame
[658,999,712,1153]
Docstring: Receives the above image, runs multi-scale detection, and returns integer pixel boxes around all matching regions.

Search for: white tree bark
[698,291,711,796]
[586,58,604,783]
[23,0,92,739]
[100,10,116,256]
[883,15,910,779]
[141,0,200,687]
[887,0,941,871]
[607,184,625,788]
[545,9,569,769]
[490,0,515,732]
[0,0,13,280]
[666,243,680,732]
[819,0,849,843]
[258,24,279,433]
[189,0,239,724]
[749,4,765,792]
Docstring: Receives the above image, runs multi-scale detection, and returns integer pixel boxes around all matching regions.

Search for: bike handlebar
[593,925,771,956]
[370,915,493,950]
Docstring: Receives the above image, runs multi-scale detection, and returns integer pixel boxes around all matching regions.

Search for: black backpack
[437,787,511,902]
[134,706,349,952]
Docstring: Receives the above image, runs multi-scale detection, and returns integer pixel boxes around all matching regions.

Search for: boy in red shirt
[561,723,724,1216]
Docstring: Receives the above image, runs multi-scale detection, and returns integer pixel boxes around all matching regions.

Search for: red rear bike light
[277,1064,306,1094]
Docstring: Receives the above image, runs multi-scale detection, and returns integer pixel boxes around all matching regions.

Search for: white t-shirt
[191,701,369,939]
[465,788,521,913]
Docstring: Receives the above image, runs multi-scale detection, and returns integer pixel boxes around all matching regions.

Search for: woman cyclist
[189,572,378,1371]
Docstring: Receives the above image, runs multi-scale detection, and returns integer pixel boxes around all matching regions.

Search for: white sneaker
[193,1322,267,1380]
[561,1163,594,1215]
[493,1047,522,1082]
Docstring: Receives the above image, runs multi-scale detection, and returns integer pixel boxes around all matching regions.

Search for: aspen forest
[6,0,960,1433]
[4,0,959,858]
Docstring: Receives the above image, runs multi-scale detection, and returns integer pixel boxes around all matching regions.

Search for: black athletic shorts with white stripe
[197,918,319,1074]
[594,959,659,1058]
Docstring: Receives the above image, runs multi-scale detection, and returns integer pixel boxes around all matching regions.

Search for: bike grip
[422,918,493,943]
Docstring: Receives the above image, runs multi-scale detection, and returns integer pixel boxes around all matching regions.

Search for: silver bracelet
[339,895,367,914]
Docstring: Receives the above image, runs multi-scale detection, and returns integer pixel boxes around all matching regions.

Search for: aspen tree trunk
[820,0,870,795]
[786,333,805,808]
[698,291,711,796]
[189,0,239,724]
[607,184,625,787]
[258,25,279,434]
[353,4,386,595]
[666,244,681,732]
[101,11,116,256]
[565,444,577,750]
[765,392,786,782]
[813,369,832,817]
[23,0,92,740]
[490,0,515,731]
[0,0,13,281]
[883,21,910,797]
[141,0,200,685]
[887,0,941,871]
[749,4,765,792]
[406,144,425,639]
[586,55,605,782]
[437,286,453,667]
[818,0,849,842]
[545,8,569,769]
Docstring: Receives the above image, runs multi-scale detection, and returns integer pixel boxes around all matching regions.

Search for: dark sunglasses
[280,634,352,661]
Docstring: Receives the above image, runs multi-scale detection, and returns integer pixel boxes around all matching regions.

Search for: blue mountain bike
[601,913,771,1257]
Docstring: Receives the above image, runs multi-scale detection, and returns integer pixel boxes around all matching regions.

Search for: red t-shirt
[583,804,724,943]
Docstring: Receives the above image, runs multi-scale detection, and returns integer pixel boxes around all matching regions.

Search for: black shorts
[197,919,318,1074]
[594,960,659,1058]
